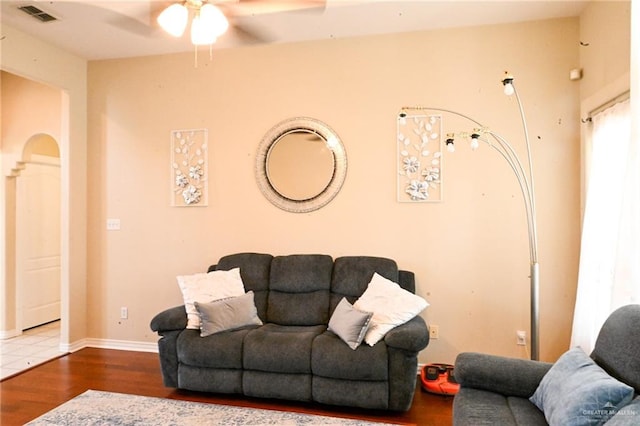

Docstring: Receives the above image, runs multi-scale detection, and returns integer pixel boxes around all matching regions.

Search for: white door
[16,157,61,330]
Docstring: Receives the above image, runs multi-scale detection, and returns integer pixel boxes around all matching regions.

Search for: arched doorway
[2,40,86,358]
[15,134,61,332]
[3,134,61,337]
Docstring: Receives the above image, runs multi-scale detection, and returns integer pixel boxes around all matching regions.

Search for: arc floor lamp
[402,73,540,360]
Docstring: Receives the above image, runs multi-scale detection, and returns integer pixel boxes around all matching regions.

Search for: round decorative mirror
[256,117,347,213]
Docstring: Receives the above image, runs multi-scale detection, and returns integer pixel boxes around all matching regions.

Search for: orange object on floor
[420,363,460,395]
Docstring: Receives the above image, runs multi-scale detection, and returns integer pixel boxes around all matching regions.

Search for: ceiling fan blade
[215,0,325,44]
[228,21,274,44]
[212,3,272,44]
[233,0,325,15]
[149,1,176,23]
[104,1,171,37]
[105,0,321,45]
[106,15,158,37]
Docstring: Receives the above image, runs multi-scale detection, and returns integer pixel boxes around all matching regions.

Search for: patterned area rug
[26,390,405,425]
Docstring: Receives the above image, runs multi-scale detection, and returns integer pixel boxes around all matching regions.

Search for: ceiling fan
[154,0,325,46]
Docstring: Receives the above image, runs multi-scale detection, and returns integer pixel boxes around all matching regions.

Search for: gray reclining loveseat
[453,304,640,425]
[150,252,429,411]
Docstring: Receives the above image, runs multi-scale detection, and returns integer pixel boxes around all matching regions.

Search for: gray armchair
[453,304,640,425]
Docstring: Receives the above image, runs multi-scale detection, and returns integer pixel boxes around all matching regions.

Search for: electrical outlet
[516,330,526,346]
[120,307,128,319]
[429,325,439,339]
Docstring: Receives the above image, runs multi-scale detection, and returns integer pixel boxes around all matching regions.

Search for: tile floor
[0,321,64,380]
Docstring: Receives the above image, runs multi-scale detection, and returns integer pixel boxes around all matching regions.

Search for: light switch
[106,218,121,230]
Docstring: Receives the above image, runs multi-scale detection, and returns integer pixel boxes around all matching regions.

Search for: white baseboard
[61,338,158,354]
[0,329,21,340]
[60,339,87,353]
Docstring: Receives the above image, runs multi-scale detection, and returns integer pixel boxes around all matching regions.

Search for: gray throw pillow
[530,347,634,425]
[195,291,262,337]
[328,297,373,350]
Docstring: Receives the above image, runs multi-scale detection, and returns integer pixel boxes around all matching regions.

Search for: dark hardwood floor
[0,348,453,425]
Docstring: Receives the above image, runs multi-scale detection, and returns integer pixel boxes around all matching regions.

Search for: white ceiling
[1,0,589,60]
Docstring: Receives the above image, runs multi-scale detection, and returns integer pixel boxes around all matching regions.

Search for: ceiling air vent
[18,5,58,23]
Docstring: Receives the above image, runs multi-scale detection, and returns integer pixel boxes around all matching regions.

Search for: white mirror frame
[256,117,347,213]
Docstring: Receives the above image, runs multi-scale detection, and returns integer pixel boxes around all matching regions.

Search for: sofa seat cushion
[243,371,312,402]
[453,388,547,426]
[178,365,243,394]
[312,331,388,381]
[177,328,251,369]
[243,324,325,373]
[313,376,389,410]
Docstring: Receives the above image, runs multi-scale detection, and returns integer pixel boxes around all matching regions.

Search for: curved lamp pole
[403,73,540,360]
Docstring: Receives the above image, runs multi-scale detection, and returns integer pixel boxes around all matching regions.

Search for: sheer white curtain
[571,99,640,353]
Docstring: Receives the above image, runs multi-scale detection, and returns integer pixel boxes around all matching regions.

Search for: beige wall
[0,25,87,347]
[579,1,632,209]
[1,71,63,154]
[88,17,581,363]
[633,1,639,264]
[579,1,631,101]
[0,1,632,366]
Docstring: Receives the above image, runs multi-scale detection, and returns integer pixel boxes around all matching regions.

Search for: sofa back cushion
[267,254,333,325]
[211,253,414,328]
[330,256,399,312]
[591,304,640,392]
[213,253,273,321]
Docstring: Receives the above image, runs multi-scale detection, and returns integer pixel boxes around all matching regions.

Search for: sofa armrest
[384,316,429,352]
[454,352,553,398]
[150,305,187,333]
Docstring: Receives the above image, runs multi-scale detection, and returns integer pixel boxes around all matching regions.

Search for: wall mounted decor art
[171,129,208,206]
[397,113,443,202]
[255,117,347,213]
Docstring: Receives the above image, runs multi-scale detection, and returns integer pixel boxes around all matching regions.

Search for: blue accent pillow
[530,347,634,425]
[605,396,640,425]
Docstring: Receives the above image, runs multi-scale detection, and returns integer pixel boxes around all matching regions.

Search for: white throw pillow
[354,272,428,346]
[177,268,246,329]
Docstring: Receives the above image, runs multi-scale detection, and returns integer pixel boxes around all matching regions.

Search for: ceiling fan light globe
[191,14,218,45]
[199,4,229,37]
[158,4,189,37]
